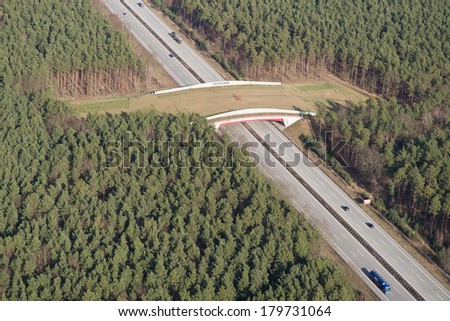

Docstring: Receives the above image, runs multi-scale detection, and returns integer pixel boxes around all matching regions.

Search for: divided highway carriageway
[102,0,224,86]
[222,121,450,301]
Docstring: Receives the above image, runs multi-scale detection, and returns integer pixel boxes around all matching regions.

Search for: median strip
[242,122,425,301]
[119,0,205,83]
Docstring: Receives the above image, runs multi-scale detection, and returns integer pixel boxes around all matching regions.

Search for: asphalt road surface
[102,0,199,86]
[222,121,450,301]
[102,0,449,301]
[102,0,223,85]
[123,0,224,83]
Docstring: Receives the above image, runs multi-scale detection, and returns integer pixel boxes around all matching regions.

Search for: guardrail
[242,122,425,301]
[154,81,282,95]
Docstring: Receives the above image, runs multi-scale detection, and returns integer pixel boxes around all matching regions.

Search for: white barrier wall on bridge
[206,108,315,121]
[206,108,315,130]
[212,115,303,130]
[154,81,282,95]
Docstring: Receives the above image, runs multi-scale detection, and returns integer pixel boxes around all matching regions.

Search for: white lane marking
[232,122,426,298]
[261,116,450,298]
[131,0,222,81]
[263,124,436,300]
[408,274,418,282]
[114,2,202,85]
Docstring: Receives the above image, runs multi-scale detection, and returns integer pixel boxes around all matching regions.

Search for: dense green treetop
[1,0,413,300]
[157,0,449,101]
[315,97,449,266]
[0,0,140,93]
[0,87,355,300]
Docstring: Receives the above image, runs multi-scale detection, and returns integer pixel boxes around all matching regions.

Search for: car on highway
[366,222,375,228]
[168,53,174,58]
[342,206,349,212]
[138,2,143,7]
[123,12,127,15]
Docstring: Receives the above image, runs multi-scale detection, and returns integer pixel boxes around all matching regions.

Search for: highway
[222,121,450,301]
[102,0,223,85]
[123,0,224,83]
[102,0,199,86]
[102,0,450,301]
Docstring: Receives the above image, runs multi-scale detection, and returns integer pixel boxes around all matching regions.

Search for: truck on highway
[370,270,392,294]
[169,31,182,44]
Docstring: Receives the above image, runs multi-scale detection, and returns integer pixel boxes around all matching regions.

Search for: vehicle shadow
[361,267,371,278]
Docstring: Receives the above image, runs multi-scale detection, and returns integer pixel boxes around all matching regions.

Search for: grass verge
[297,83,335,92]
[70,79,368,116]
[284,120,450,291]
[255,162,379,300]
